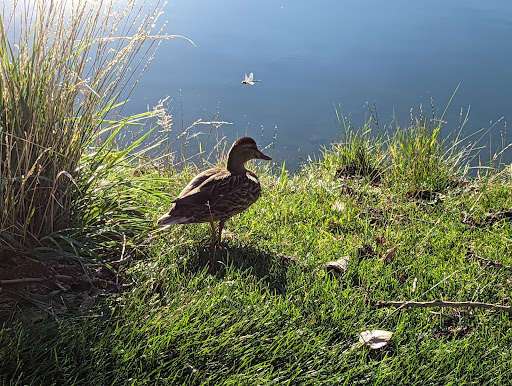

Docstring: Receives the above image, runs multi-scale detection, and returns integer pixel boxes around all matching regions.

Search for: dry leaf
[222,231,236,239]
[382,246,395,264]
[324,256,350,274]
[375,235,387,245]
[359,329,393,350]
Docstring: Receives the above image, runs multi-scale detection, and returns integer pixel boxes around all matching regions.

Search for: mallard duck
[157,137,272,245]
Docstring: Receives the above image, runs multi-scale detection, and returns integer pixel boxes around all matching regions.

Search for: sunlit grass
[1,1,512,385]
[2,121,512,383]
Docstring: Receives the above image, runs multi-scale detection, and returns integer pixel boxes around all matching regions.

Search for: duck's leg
[208,220,218,248]
[217,220,226,244]
[206,220,225,249]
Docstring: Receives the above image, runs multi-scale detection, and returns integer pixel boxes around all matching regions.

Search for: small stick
[377,300,512,313]
[54,275,72,280]
[110,234,128,265]
[0,278,45,285]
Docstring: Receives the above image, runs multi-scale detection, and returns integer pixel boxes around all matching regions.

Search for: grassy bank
[2,1,512,384]
[2,124,512,384]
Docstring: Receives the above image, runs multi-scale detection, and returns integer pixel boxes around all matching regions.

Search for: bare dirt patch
[0,255,131,320]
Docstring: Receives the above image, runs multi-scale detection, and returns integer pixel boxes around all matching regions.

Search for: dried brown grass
[0,0,172,253]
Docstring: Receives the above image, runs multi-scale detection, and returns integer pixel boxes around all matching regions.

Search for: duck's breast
[208,171,262,219]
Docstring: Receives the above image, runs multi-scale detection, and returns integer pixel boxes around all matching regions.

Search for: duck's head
[227,137,271,173]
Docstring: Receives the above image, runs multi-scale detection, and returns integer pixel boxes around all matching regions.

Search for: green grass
[2,1,512,385]
[2,135,512,384]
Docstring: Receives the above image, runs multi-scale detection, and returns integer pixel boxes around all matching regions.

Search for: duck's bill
[257,151,272,161]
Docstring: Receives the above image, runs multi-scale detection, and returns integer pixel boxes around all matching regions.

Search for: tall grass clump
[0,0,170,257]
[328,99,475,192]
[386,101,475,192]
[387,121,456,192]
[320,105,385,182]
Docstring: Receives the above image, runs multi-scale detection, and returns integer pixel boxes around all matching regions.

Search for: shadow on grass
[182,243,290,295]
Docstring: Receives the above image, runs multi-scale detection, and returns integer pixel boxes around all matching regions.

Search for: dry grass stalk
[0,0,171,253]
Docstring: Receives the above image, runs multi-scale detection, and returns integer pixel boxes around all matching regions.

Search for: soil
[0,255,131,321]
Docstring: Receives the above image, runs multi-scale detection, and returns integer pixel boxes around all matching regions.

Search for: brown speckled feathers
[166,168,262,223]
[157,137,271,244]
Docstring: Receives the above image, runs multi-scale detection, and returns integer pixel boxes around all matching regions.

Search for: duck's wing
[174,168,231,206]
[175,169,258,209]
[176,168,221,198]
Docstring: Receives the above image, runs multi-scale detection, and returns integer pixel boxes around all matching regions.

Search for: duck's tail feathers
[157,213,190,227]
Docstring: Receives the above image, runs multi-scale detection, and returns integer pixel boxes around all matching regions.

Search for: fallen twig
[54,274,72,280]
[377,300,512,314]
[0,278,45,285]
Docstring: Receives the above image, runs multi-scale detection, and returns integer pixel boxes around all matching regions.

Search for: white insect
[242,72,261,85]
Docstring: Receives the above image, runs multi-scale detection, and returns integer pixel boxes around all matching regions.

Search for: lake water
[9,0,512,168]
[128,0,512,168]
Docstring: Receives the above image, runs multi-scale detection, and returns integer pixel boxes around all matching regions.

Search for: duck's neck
[227,157,247,174]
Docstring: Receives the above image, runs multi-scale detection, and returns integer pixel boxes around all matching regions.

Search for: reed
[0,0,168,256]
